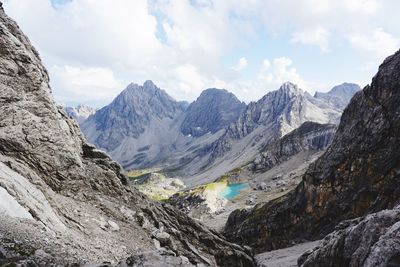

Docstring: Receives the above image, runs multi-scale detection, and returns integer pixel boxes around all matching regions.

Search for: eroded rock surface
[249,121,336,173]
[298,207,400,267]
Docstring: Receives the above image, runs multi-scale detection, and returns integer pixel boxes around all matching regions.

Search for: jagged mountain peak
[181,88,246,137]
[121,80,174,101]
[81,81,184,151]
[277,81,304,95]
[143,79,156,87]
[246,82,336,132]
[200,87,230,95]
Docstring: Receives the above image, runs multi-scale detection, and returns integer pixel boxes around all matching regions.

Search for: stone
[299,207,400,267]
[108,221,120,231]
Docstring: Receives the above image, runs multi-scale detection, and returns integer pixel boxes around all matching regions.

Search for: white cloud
[343,0,381,15]
[349,28,400,59]
[291,27,330,52]
[221,57,310,102]
[50,65,122,105]
[232,57,248,71]
[2,0,400,106]
[257,57,307,90]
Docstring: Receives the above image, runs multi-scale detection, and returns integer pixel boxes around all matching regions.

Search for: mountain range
[81,80,359,186]
[64,104,97,124]
[1,3,400,266]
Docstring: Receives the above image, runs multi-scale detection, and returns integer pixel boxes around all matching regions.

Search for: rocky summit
[224,48,400,263]
[180,88,246,137]
[0,5,255,266]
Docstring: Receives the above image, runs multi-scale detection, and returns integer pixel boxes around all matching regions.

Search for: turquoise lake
[219,183,249,200]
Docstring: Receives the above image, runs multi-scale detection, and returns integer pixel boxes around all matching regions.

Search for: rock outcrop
[298,206,400,267]
[249,121,336,173]
[0,4,254,266]
[181,88,246,137]
[224,49,400,254]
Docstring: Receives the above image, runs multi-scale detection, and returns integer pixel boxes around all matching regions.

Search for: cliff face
[249,121,336,173]
[0,4,254,266]
[224,49,400,253]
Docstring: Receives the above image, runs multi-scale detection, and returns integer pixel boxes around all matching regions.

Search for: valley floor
[196,150,323,231]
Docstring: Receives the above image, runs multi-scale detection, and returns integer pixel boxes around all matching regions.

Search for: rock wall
[249,121,336,173]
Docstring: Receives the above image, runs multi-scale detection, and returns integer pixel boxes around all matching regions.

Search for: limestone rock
[299,207,400,267]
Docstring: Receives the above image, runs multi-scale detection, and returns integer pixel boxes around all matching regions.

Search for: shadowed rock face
[181,88,246,137]
[249,121,337,173]
[0,4,255,266]
[224,49,400,253]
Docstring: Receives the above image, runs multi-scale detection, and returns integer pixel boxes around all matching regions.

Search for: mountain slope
[0,5,254,266]
[249,121,337,173]
[181,88,246,137]
[224,49,400,254]
[82,80,184,151]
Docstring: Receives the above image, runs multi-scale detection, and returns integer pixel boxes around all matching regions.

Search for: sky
[3,0,400,107]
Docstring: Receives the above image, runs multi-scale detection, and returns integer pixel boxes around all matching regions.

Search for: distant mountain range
[64,104,97,124]
[80,80,360,186]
